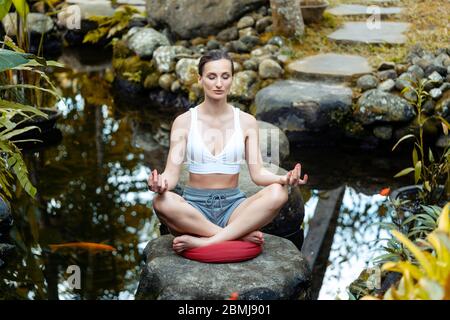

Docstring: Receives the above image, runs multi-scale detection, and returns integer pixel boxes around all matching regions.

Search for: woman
[148,50,308,253]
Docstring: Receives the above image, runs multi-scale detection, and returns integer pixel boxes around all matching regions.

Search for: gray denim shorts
[182,185,247,228]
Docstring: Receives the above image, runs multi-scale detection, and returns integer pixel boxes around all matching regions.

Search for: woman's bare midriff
[187,172,239,189]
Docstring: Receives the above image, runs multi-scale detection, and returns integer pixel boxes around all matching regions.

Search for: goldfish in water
[48,242,116,252]
[379,187,391,196]
[227,292,239,300]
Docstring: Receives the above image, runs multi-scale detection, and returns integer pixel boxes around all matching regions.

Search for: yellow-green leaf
[392,134,416,151]
[11,0,29,20]
[414,161,422,184]
[391,230,434,277]
[394,167,415,178]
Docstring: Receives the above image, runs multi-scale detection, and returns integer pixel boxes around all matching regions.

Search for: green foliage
[393,76,450,205]
[0,44,61,202]
[83,5,144,45]
[363,203,450,300]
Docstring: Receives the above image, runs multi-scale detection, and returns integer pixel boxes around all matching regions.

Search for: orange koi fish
[49,242,116,252]
[379,187,391,196]
[227,292,239,300]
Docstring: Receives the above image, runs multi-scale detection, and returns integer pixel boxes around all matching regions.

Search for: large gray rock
[254,80,353,139]
[355,89,416,125]
[125,27,170,58]
[175,162,304,241]
[146,0,266,39]
[135,234,311,300]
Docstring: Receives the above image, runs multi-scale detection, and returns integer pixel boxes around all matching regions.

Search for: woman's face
[198,59,233,100]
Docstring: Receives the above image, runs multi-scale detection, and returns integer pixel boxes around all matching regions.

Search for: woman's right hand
[147,169,169,194]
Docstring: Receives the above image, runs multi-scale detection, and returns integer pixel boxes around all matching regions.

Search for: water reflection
[314,187,392,300]
[0,71,160,299]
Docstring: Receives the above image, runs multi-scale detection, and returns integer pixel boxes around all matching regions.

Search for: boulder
[258,59,284,79]
[354,89,416,125]
[230,70,259,102]
[175,58,200,86]
[153,45,192,73]
[146,0,266,39]
[356,74,378,91]
[125,27,171,59]
[135,234,311,300]
[254,80,352,143]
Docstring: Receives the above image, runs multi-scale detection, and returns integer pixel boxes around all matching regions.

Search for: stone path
[66,0,146,18]
[253,0,411,143]
[326,4,403,16]
[286,53,372,82]
[327,21,410,44]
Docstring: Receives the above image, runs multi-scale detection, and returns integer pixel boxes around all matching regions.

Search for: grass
[279,0,449,68]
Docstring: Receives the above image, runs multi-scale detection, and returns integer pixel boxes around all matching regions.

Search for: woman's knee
[152,191,178,215]
[266,183,289,209]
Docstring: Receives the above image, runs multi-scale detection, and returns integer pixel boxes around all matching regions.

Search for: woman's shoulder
[237,109,257,127]
[171,109,193,133]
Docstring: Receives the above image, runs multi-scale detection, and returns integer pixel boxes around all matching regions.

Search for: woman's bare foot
[172,235,210,253]
[241,231,264,244]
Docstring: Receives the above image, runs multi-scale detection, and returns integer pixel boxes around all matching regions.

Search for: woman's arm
[148,114,187,192]
[244,114,308,187]
[245,115,284,186]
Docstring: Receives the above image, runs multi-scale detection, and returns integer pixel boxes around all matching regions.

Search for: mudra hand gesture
[281,163,308,186]
[147,169,169,194]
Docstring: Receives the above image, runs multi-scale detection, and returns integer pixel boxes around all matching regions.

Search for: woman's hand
[281,163,308,186]
[147,169,169,194]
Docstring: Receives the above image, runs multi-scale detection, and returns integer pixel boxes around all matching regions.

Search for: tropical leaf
[0,0,12,21]
[394,167,415,178]
[11,0,29,19]
[0,48,34,72]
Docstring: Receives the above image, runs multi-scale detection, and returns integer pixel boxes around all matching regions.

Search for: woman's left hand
[281,163,308,186]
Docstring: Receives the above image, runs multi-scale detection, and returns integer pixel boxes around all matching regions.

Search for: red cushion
[180,240,263,263]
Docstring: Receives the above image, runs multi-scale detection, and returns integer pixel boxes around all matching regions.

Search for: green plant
[1,0,64,109]
[392,77,450,205]
[83,5,144,45]
[0,47,53,201]
[363,203,450,300]
[374,201,443,265]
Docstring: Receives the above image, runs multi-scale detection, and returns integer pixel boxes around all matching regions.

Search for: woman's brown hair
[198,49,234,76]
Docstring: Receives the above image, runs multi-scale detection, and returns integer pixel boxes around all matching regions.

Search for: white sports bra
[186,105,245,174]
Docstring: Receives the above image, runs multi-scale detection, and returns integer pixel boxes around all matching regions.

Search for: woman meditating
[148,50,308,254]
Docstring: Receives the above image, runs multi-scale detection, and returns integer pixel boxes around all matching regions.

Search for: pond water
[0,52,412,300]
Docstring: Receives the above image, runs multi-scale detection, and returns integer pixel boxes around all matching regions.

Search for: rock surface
[146,0,266,39]
[135,233,311,300]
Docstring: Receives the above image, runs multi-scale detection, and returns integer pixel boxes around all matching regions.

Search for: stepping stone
[135,234,312,300]
[326,4,403,16]
[328,22,410,44]
[286,53,372,82]
[66,1,115,18]
[362,0,401,4]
